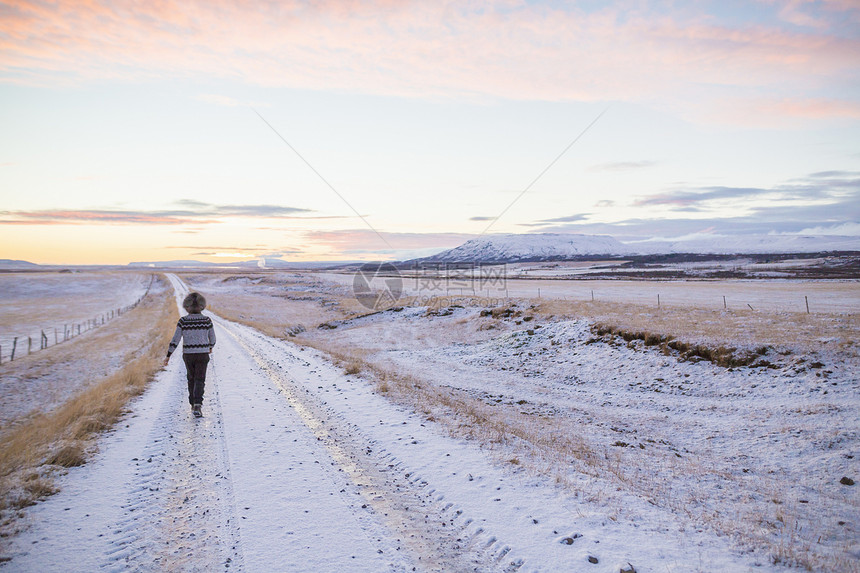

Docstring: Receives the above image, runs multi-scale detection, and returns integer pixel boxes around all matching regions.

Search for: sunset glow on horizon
[1,0,858,265]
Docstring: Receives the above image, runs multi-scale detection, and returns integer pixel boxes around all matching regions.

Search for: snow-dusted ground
[319,271,860,314]
[0,276,168,432]
[500,278,858,313]
[309,305,858,566]
[502,257,851,280]
[0,272,150,362]
[1,275,822,572]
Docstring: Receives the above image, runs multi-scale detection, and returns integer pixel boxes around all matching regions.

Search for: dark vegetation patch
[590,323,784,368]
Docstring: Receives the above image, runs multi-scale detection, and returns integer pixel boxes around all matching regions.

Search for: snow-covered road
[4,277,417,571]
[3,276,792,572]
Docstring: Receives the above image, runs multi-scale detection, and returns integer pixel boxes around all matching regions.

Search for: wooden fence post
[723,296,727,310]
[657,294,661,308]
[805,296,810,314]
[54,328,58,344]
[28,336,32,355]
[10,337,16,361]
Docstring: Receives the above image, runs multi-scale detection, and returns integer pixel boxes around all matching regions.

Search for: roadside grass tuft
[344,360,362,375]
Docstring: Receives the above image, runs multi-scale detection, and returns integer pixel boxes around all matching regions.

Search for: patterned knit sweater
[167,313,216,356]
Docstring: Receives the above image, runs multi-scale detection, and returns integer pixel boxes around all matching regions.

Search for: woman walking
[164,292,216,417]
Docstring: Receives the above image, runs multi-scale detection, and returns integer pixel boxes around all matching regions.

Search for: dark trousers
[182,353,210,405]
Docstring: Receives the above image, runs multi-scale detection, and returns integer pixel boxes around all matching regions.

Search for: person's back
[164,293,216,417]
[172,312,215,355]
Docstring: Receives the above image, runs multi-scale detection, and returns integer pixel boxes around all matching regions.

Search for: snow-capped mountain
[420,234,627,262]
[420,233,860,262]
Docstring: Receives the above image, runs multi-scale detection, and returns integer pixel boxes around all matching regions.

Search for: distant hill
[127,258,356,269]
[626,234,860,256]
[0,259,40,269]
[418,233,860,263]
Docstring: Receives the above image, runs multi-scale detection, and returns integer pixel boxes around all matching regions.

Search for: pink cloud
[1,1,858,122]
[0,209,216,225]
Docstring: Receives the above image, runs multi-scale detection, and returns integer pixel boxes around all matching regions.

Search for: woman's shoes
[192,404,203,418]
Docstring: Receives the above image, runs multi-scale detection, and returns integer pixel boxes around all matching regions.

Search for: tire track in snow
[221,320,507,572]
[99,281,244,572]
[207,356,246,571]
[168,274,430,571]
[168,279,563,572]
[10,274,533,571]
[3,321,244,571]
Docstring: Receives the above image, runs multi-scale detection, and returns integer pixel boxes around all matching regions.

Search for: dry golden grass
[535,299,859,356]
[0,279,178,432]
[0,276,177,530]
[343,360,363,375]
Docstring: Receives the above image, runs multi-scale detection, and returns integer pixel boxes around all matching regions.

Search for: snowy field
[0,276,167,434]
[500,278,858,314]
[188,271,859,571]
[0,272,151,363]
[298,305,858,570]
[2,272,857,572]
[319,271,860,314]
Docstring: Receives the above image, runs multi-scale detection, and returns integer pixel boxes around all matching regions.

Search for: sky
[1,0,859,264]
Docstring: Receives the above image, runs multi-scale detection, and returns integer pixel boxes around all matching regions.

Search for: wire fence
[0,275,155,365]
[410,285,824,314]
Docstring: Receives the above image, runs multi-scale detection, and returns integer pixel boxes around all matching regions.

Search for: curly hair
[182,292,207,314]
